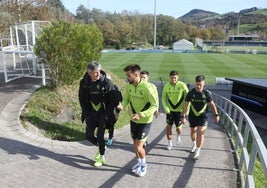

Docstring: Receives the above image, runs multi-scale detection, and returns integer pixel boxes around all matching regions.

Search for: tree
[96,19,119,47]
[34,21,103,88]
[0,0,76,37]
[75,5,92,23]
[208,28,226,40]
[157,15,183,46]
[185,25,201,43]
[115,19,132,47]
[200,29,211,40]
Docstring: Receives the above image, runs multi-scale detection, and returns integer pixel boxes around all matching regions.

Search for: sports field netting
[100,52,267,84]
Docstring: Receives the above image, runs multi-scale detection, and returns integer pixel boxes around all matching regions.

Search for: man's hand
[215,116,220,123]
[181,116,187,124]
[133,113,141,120]
[154,110,159,118]
[116,102,123,111]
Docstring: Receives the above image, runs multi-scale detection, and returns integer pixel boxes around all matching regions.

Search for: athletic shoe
[176,136,181,146]
[94,156,105,167]
[131,163,140,174]
[95,151,100,160]
[193,151,200,160]
[137,165,147,177]
[166,143,173,150]
[190,145,196,153]
[106,139,113,146]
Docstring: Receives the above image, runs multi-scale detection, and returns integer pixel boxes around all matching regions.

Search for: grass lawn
[100,52,267,84]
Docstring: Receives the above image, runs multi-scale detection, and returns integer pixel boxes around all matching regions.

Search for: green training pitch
[99,52,267,84]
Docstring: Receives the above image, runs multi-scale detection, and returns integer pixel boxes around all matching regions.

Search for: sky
[61,0,267,18]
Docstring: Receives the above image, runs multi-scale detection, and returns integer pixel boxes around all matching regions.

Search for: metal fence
[1,49,47,85]
[213,93,267,188]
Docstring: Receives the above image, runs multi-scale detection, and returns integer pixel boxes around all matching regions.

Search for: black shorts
[166,111,182,127]
[130,121,151,142]
[188,114,208,127]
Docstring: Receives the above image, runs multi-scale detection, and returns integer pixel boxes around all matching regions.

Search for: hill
[180,9,220,20]
[180,7,267,37]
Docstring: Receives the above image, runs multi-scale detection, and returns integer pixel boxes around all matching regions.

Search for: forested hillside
[180,7,267,37]
[0,0,266,49]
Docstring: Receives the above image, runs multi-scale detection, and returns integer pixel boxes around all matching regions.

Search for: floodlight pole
[153,0,157,49]
[18,0,21,22]
[237,14,242,35]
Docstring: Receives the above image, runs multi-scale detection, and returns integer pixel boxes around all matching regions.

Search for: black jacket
[78,70,117,123]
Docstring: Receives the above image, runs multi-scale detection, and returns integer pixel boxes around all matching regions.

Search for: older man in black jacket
[79,61,117,167]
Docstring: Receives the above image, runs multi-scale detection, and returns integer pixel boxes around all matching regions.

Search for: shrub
[34,21,103,87]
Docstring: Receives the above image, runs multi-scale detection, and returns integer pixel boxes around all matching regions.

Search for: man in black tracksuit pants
[79,61,117,167]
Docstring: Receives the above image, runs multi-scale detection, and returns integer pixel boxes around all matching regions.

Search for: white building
[173,39,193,51]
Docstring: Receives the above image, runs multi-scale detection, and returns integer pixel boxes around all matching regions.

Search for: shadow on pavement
[0,137,92,169]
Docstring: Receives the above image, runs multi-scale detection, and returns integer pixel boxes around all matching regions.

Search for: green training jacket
[122,80,158,124]
[149,82,159,108]
[162,81,188,113]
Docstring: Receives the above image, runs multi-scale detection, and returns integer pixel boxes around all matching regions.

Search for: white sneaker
[131,163,140,174]
[193,151,200,160]
[190,145,196,153]
[176,136,181,146]
[137,165,147,177]
[166,143,172,150]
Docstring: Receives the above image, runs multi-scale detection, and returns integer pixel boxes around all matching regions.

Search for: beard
[128,79,134,84]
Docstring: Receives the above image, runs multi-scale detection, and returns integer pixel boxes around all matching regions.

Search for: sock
[137,158,141,165]
[100,155,105,159]
[168,140,172,145]
[193,141,196,146]
[141,158,146,166]
[177,134,181,141]
[195,147,200,153]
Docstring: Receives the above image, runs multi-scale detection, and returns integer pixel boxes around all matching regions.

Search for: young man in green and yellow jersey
[118,64,158,177]
[162,70,188,150]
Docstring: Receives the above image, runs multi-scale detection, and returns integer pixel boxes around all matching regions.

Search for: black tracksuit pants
[85,111,106,156]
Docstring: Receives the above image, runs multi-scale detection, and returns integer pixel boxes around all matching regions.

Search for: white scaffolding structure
[1,20,51,85]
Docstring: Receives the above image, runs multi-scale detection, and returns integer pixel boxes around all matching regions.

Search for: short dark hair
[140,70,149,75]
[124,64,141,72]
[195,75,205,82]
[169,70,178,76]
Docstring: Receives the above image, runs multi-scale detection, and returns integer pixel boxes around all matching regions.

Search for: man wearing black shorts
[162,70,188,150]
[118,64,158,177]
[181,75,219,159]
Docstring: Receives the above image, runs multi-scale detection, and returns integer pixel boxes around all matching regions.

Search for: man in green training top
[162,70,188,150]
[118,64,158,177]
[140,70,159,117]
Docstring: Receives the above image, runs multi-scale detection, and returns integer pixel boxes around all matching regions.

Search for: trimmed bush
[34,21,103,87]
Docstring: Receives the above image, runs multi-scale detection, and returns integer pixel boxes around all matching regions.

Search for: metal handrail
[213,93,267,188]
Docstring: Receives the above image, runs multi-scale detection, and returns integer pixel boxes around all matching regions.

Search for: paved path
[0,77,239,188]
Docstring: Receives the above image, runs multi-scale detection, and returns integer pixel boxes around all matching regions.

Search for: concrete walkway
[0,77,239,188]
